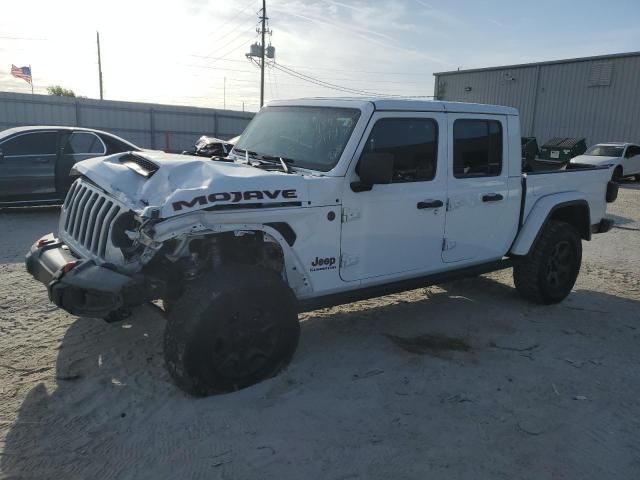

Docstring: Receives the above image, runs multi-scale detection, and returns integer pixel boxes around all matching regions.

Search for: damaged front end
[25,177,171,319]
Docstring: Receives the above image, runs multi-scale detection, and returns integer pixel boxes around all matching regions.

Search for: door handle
[482,193,503,202]
[417,199,444,209]
[34,157,50,164]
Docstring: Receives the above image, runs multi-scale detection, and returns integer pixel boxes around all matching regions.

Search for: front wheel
[612,166,623,182]
[513,220,582,304]
[163,265,300,396]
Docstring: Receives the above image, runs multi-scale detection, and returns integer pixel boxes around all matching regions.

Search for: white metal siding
[0,92,253,152]
[435,53,640,147]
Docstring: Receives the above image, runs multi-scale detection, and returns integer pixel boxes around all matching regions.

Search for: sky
[1,0,639,112]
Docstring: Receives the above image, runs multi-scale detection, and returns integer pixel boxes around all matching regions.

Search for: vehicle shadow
[3,275,640,479]
[606,213,634,225]
[619,179,640,190]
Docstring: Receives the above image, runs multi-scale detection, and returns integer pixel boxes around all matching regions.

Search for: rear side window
[453,119,503,178]
[1,132,57,156]
[63,132,105,155]
[362,118,438,182]
[625,145,640,158]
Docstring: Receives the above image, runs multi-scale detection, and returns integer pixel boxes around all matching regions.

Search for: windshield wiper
[233,147,258,157]
[233,150,295,173]
[232,147,261,166]
[257,154,296,173]
[261,154,295,164]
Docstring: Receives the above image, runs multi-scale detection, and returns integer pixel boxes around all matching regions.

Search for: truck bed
[522,164,612,228]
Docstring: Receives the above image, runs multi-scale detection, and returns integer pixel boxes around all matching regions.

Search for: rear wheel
[163,265,300,396]
[513,221,582,304]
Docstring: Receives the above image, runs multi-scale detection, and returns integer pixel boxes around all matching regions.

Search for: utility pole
[260,0,266,108]
[246,0,274,108]
[96,31,104,100]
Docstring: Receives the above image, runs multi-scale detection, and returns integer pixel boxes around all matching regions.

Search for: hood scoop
[119,152,160,178]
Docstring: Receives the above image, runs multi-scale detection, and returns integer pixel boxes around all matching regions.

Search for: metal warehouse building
[433,51,640,147]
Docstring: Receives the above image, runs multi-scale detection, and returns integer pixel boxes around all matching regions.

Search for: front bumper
[25,234,147,318]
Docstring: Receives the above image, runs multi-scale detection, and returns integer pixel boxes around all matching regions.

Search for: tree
[47,85,76,97]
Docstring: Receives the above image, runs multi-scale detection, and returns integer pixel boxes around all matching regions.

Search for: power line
[272,63,375,96]
[279,62,433,77]
[217,33,258,61]
[266,65,275,100]
[270,64,280,98]
[199,0,258,56]
[272,62,433,98]
[0,36,47,41]
[211,24,257,60]
[179,63,257,75]
[189,55,249,65]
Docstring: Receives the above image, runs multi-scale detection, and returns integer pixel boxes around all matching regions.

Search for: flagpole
[29,64,33,94]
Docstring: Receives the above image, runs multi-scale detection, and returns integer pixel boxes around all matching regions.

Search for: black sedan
[0,126,141,207]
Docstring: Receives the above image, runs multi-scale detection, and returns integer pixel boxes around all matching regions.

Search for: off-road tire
[612,166,623,182]
[513,220,582,305]
[163,265,300,396]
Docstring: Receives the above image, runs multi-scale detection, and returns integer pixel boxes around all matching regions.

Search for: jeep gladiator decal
[310,256,337,272]
[172,189,298,212]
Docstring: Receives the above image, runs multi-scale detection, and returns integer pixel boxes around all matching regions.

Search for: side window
[102,135,132,154]
[625,146,639,158]
[453,119,503,178]
[2,132,57,156]
[361,118,438,182]
[63,132,105,155]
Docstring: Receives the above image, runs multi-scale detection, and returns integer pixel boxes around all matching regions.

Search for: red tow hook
[36,238,55,248]
[62,261,80,274]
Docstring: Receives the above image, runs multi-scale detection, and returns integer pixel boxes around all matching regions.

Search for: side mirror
[353,153,393,192]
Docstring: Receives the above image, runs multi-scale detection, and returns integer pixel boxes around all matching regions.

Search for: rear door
[623,145,640,175]
[340,112,447,282]
[0,131,58,198]
[442,115,517,263]
[57,131,107,194]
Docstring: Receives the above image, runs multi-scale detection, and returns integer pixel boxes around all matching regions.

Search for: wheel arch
[152,217,312,296]
[510,195,591,256]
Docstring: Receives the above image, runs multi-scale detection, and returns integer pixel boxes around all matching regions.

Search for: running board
[298,259,513,313]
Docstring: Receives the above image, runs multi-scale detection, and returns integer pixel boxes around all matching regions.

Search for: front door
[442,115,516,263]
[340,112,447,282]
[0,131,58,199]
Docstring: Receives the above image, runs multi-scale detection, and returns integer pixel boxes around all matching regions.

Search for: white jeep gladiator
[26,98,618,396]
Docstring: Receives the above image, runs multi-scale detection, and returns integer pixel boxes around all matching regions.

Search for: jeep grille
[59,178,125,261]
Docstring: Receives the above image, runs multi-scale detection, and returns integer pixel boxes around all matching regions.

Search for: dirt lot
[1,183,639,480]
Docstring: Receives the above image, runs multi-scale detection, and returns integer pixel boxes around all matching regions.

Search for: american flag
[11,64,32,84]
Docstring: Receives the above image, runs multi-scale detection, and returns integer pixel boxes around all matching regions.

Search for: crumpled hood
[570,155,619,166]
[74,152,309,218]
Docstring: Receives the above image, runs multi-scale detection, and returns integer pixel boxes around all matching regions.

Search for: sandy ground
[1,184,639,480]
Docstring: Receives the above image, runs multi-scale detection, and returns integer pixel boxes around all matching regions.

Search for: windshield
[585,145,624,157]
[234,106,361,171]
